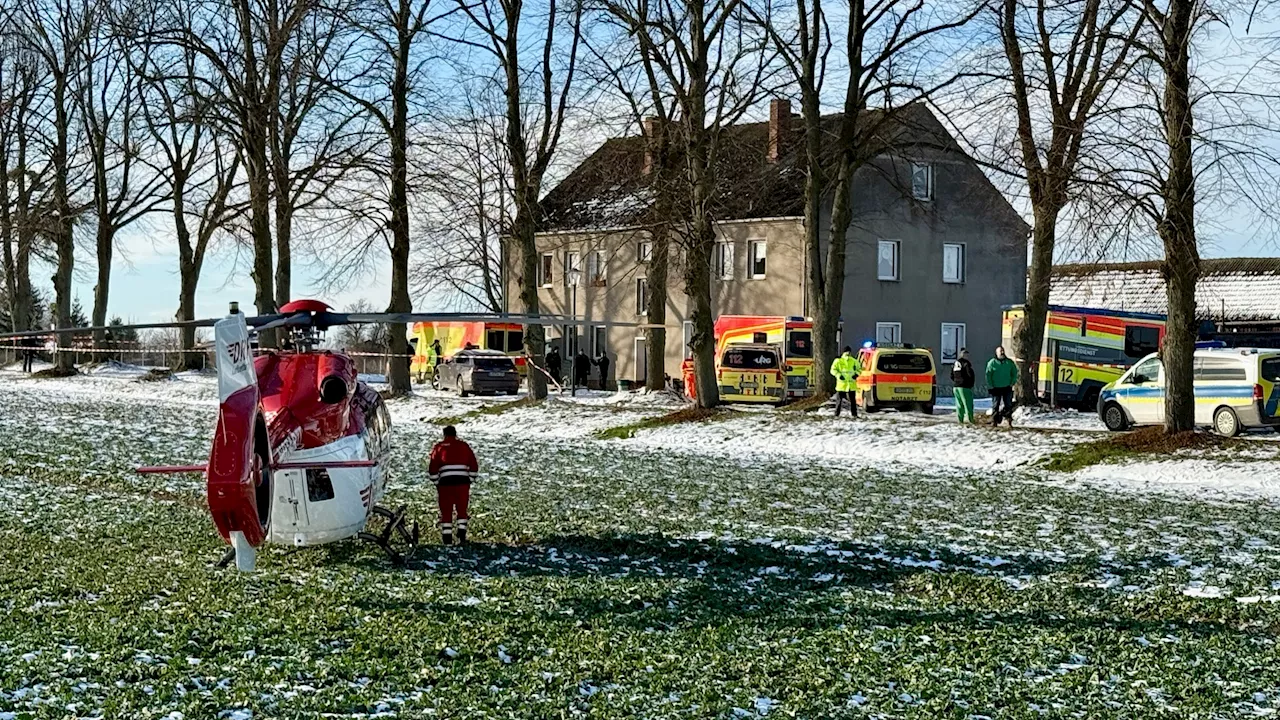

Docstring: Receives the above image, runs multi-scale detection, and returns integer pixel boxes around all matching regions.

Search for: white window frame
[636,277,649,317]
[588,250,607,286]
[565,251,582,288]
[592,325,607,357]
[877,240,900,281]
[638,240,652,264]
[940,323,966,362]
[715,241,735,281]
[876,322,902,345]
[942,243,965,284]
[748,239,767,279]
[911,162,934,201]
[538,253,554,287]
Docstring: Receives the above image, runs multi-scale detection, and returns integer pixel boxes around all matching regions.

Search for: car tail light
[514,356,526,366]
[1255,384,1264,400]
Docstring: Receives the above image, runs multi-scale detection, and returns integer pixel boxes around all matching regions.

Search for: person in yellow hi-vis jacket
[830,346,863,419]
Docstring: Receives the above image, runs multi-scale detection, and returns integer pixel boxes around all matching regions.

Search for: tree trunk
[685,231,718,407]
[1159,0,1198,433]
[91,221,112,345]
[1014,213,1057,404]
[384,11,412,397]
[274,202,292,309]
[799,85,831,398]
[645,225,669,391]
[515,207,547,399]
[245,127,276,338]
[52,73,74,371]
[819,157,855,390]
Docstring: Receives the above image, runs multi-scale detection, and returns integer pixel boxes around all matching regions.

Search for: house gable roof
[537,104,1025,234]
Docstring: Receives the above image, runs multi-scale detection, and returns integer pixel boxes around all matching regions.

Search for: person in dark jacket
[950,348,976,424]
[21,337,36,373]
[428,425,479,545]
[573,350,591,391]
[594,351,611,390]
[545,346,563,385]
[985,345,1019,427]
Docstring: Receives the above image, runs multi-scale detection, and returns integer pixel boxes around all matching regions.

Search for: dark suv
[434,350,520,396]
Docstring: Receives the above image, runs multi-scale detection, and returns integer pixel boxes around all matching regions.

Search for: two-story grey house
[524,100,1029,392]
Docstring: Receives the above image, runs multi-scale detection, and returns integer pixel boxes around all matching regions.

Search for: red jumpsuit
[428,437,479,542]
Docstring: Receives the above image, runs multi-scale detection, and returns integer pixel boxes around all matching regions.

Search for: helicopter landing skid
[358,505,420,566]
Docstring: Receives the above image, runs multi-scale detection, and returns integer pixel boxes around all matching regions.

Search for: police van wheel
[1102,402,1129,432]
[431,372,441,391]
[1213,406,1241,437]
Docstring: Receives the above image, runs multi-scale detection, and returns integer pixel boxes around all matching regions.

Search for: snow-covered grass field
[4,366,1280,718]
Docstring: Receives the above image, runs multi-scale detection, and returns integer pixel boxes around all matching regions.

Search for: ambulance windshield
[787,331,812,358]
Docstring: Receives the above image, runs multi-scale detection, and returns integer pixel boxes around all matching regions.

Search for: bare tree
[584,12,683,392]
[77,0,169,344]
[759,0,981,398]
[131,31,246,368]
[412,88,511,314]
[0,23,49,334]
[143,0,320,343]
[268,4,365,308]
[13,0,90,370]
[955,0,1143,405]
[598,0,773,407]
[323,0,440,395]
[451,0,585,400]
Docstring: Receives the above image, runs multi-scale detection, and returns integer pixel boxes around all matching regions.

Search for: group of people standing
[950,345,1019,426]
[825,343,1020,425]
[543,345,610,390]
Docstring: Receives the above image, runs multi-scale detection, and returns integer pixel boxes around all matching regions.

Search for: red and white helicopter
[1,299,618,571]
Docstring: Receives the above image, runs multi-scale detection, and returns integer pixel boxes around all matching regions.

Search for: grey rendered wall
[832,154,1027,396]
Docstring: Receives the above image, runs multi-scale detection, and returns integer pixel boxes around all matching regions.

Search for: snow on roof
[1049,258,1280,322]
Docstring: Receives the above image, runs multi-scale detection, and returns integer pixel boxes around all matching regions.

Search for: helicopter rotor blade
[0,312,295,343]
[324,312,661,328]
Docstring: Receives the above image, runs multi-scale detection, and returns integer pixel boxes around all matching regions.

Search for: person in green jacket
[830,346,863,419]
[985,345,1019,427]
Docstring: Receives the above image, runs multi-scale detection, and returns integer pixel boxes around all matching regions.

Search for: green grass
[430,395,542,426]
[4,379,1280,717]
[1040,426,1237,472]
[593,406,729,439]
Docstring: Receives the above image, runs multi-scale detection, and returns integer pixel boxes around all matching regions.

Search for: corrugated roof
[1049,258,1280,321]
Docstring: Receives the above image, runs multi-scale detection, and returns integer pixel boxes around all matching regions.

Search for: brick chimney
[768,98,791,163]
[642,116,661,175]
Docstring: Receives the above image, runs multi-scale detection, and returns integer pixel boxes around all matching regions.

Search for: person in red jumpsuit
[427,425,478,545]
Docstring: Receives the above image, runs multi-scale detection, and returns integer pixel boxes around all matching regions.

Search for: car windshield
[876,353,932,373]
[786,331,812,358]
[473,357,514,371]
[722,348,779,369]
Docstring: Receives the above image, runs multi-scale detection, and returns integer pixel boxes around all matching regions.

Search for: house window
[942,243,965,284]
[592,325,607,357]
[636,277,648,316]
[587,250,606,286]
[912,162,933,201]
[941,323,966,362]
[683,320,694,359]
[876,322,902,344]
[715,241,734,280]
[565,251,582,287]
[538,253,554,287]
[748,240,767,279]
[877,240,899,281]
[638,240,652,263]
